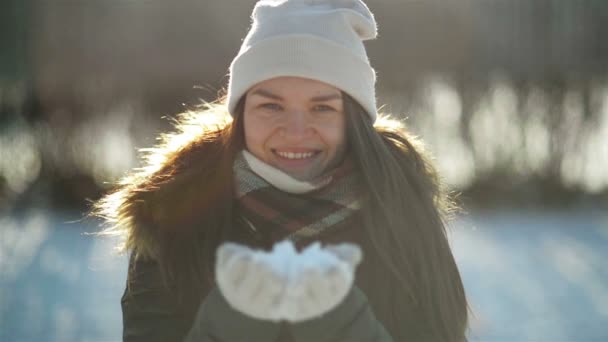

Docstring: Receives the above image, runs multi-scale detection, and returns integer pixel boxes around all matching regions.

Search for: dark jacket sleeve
[183,286,282,342]
[183,285,391,342]
[289,286,393,342]
[121,253,194,342]
[122,252,282,342]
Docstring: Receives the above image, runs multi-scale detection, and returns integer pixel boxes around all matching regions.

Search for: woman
[94,0,469,341]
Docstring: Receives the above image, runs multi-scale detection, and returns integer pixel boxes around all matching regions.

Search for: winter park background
[1,0,608,341]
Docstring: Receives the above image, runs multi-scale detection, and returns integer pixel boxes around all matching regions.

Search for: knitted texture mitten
[216,240,362,322]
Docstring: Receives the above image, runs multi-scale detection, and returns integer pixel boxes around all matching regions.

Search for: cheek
[321,118,347,152]
[244,114,272,153]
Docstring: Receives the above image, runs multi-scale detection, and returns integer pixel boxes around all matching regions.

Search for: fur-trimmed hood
[94,105,235,259]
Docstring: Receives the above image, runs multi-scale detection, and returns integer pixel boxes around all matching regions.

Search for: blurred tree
[0,0,30,83]
[2,0,608,210]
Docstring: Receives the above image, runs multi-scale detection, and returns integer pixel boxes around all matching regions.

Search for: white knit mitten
[215,240,362,322]
[215,242,287,321]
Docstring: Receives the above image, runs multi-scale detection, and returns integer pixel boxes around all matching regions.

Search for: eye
[259,103,283,111]
[312,104,336,112]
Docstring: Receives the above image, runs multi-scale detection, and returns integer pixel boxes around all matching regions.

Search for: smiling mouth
[272,149,320,160]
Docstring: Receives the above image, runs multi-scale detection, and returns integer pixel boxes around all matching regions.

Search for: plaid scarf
[233,150,362,242]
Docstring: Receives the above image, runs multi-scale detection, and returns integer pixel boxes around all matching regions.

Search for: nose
[280,110,313,140]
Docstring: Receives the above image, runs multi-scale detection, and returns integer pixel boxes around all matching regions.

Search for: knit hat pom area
[227,0,379,121]
[254,0,377,40]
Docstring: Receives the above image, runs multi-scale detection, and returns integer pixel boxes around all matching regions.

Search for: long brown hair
[344,95,468,341]
[93,94,468,340]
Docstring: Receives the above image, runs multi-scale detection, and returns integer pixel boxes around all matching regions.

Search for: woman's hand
[215,240,362,322]
[215,242,287,321]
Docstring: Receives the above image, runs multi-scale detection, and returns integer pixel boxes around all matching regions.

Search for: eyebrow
[311,93,342,102]
[250,88,342,102]
[250,88,282,101]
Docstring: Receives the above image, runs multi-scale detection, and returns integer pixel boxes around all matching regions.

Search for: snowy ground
[1,208,607,341]
[452,208,608,342]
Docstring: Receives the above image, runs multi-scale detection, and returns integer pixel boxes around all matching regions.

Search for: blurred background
[1,0,607,341]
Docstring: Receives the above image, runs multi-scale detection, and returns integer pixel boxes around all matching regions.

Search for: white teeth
[276,151,315,159]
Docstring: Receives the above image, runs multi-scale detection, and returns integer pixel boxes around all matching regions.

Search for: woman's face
[243,76,347,180]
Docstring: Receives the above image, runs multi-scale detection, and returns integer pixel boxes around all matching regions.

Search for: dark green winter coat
[121,212,432,341]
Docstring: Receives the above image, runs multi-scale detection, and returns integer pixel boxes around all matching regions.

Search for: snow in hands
[215,240,362,322]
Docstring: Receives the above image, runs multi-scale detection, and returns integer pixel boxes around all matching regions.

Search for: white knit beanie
[227,0,378,121]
